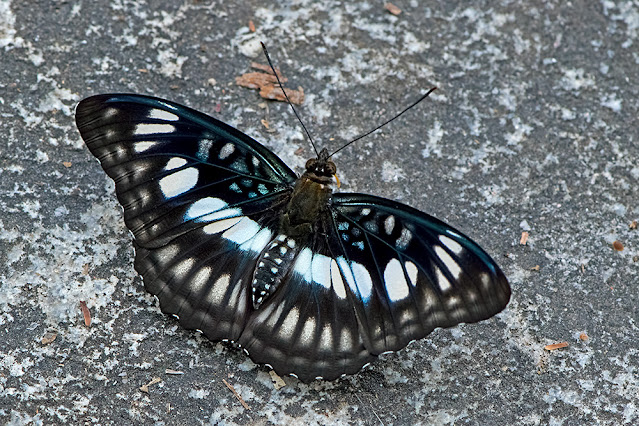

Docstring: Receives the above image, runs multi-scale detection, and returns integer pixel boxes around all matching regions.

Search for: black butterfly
[75,92,510,382]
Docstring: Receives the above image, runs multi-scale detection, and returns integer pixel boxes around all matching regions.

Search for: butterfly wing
[76,94,297,341]
[236,193,509,381]
[328,193,511,354]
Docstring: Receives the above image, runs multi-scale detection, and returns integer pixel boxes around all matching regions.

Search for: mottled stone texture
[0,0,637,424]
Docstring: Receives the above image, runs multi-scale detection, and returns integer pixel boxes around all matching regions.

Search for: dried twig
[79,301,91,327]
[222,379,250,410]
[139,377,161,393]
[544,342,569,351]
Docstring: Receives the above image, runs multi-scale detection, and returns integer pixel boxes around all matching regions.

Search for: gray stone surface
[1,0,637,424]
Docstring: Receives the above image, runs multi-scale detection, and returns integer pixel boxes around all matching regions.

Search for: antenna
[329,87,437,157]
[261,42,319,157]
[260,42,437,160]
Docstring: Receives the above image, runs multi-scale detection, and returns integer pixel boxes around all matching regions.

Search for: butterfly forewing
[76,93,510,382]
[75,94,297,248]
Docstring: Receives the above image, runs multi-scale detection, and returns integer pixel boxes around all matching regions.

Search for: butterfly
[75,90,510,382]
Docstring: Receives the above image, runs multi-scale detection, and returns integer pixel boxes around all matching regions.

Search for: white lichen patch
[421,120,443,158]
[381,160,405,183]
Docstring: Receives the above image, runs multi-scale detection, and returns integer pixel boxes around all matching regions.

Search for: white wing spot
[231,159,248,173]
[384,258,409,301]
[185,197,227,221]
[435,266,452,292]
[270,267,278,274]
[280,307,300,340]
[465,289,478,303]
[293,247,313,282]
[133,141,157,153]
[222,217,260,245]
[479,272,492,290]
[361,208,371,216]
[165,157,187,171]
[319,324,333,352]
[207,274,231,305]
[330,259,347,299]
[159,167,198,198]
[279,246,288,256]
[103,107,118,119]
[384,215,396,235]
[287,239,296,248]
[219,142,235,160]
[252,156,261,167]
[173,257,196,280]
[299,317,316,347]
[311,253,332,289]
[190,266,212,293]
[147,109,179,121]
[202,216,242,234]
[439,235,464,255]
[446,295,462,311]
[339,328,354,352]
[197,139,213,161]
[405,261,419,286]
[350,261,373,302]
[155,244,180,267]
[396,228,412,249]
[133,123,175,135]
[435,246,462,280]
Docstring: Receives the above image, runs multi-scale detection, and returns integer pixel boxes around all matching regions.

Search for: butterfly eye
[305,158,317,170]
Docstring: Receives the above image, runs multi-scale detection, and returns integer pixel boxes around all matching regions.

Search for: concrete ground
[1,0,637,424]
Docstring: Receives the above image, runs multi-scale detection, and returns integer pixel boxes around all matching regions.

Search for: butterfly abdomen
[252,173,333,309]
[251,234,299,308]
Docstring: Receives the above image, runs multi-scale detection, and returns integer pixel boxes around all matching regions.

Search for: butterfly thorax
[251,148,336,309]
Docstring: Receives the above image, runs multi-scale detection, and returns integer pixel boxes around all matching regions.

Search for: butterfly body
[252,154,335,308]
[76,94,510,382]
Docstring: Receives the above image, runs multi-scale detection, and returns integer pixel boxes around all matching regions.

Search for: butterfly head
[304,148,336,183]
